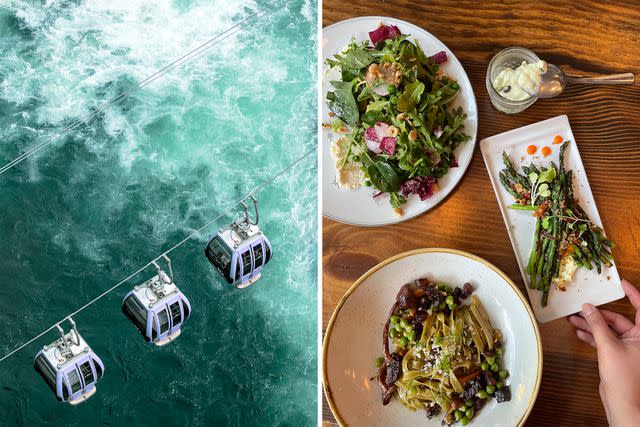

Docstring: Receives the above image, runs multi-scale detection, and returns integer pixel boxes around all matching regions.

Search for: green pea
[390,315,399,325]
[499,369,509,379]
[447,303,457,311]
[491,364,499,373]
[465,399,473,408]
[436,282,447,290]
[481,362,489,371]
[400,318,409,329]
[394,323,402,332]
[454,409,464,421]
[485,356,496,365]
[407,330,416,341]
[364,180,372,187]
[486,385,495,394]
[390,96,398,105]
[445,295,454,305]
[387,85,396,94]
[495,347,503,356]
[398,337,408,348]
[389,328,397,338]
[496,380,505,390]
[465,407,474,419]
[460,416,470,426]
[475,390,488,399]
[375,357,384,368]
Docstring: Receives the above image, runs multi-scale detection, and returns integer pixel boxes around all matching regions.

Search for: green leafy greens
[324,29,470,209]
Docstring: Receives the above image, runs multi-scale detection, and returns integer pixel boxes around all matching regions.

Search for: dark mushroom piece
[378,352,402,405]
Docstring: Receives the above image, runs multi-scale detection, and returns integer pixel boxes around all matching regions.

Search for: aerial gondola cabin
[205,196,272,289]
[34,318,104,405]
[122,255,191,346]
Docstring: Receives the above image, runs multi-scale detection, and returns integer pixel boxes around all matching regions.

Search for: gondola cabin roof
[40,330,93,369]
[131,271,181,309]
[217,222,265,251]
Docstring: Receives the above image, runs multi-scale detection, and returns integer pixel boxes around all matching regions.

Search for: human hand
[568,279,640,427]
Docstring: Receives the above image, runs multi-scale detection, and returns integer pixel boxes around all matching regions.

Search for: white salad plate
[323,249,542,427]
[321,17,478,226]
[480,115,623,323]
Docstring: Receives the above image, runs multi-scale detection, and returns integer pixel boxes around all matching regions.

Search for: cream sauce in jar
[492,60,547,101]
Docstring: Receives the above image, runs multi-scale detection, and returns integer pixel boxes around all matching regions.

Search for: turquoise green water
[0,0,317,425]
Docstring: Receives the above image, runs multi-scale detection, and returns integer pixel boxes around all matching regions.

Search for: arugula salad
[324,24,471,211]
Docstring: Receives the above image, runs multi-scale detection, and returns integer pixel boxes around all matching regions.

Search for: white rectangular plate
[480,115,623,323]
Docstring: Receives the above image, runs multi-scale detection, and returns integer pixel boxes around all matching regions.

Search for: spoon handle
[566,73,636,85]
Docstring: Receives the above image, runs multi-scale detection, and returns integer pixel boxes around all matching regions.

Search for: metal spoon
[537,63,636,98]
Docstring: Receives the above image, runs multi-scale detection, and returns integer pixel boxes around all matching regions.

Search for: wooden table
[322,1,640,425]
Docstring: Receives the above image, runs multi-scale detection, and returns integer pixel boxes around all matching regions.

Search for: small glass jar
[486,47,541,114]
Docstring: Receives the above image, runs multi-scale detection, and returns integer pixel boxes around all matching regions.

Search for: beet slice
[369,24,402,44]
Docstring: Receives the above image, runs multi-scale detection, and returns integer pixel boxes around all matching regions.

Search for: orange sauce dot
[527,145,537,155]
[541,146,551,157]
[553,135,563,144]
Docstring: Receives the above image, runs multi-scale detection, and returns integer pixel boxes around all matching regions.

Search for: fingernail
[582,303,596,316]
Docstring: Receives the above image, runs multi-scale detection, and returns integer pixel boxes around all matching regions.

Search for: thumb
[582,304,619,349]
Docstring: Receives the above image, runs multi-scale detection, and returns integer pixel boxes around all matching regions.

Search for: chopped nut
[393,207,404,217]
[322,123,331,128]
[328,111,335,117]
[436,71,444,81]
[408,129,418,141]
[396,113,407,120]
[388,126,399,137]
[395,70,403,79]
[337,126,348,133]
[366,62,401,90]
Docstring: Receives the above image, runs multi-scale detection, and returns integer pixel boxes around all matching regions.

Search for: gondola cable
[0,147,314,364]
[0,8,267,177]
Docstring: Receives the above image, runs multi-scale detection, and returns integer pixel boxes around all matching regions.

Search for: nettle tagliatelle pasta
[378,279,511,425]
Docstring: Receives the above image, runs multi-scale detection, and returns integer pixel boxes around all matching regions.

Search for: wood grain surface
[321,1,640,426]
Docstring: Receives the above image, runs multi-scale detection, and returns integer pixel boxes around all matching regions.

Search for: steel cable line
[0,8,267,177]
[0,147,314,363]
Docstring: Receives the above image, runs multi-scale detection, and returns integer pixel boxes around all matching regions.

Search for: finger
[568,314,590,332]
[622,279,640,307]
[582,304,620,349]
[622,279,640,322]
[600,309,634,335]
[576,329,596,347]
[568,311,631,336]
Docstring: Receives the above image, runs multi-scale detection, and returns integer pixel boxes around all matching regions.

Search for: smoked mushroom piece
[378,352,403,405]
[425,403,441,419]
[396,283,417,309]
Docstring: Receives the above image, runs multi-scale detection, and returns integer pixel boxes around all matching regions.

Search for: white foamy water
[0,0,317,424]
